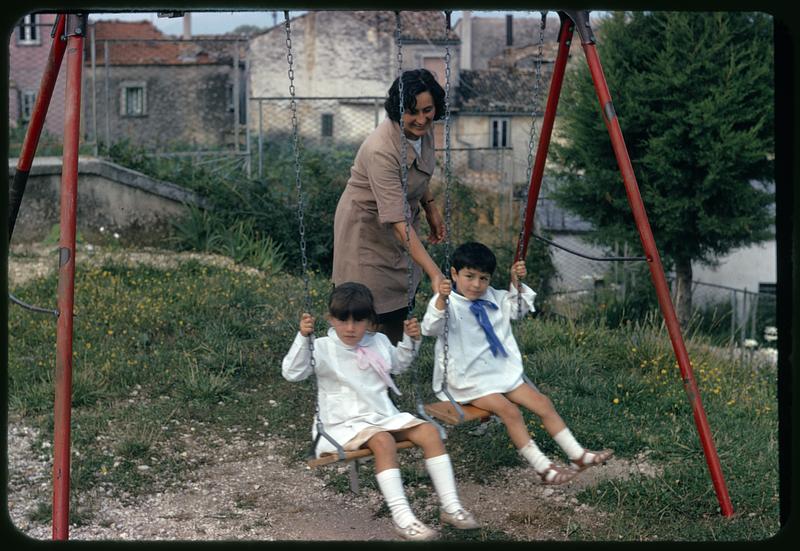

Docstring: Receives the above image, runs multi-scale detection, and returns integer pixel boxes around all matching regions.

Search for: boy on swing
[421,242,613,485]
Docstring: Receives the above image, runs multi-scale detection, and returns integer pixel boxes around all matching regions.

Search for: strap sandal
[440,508,480,530]
[570,448,614,471]
[392,519,438,541]
[537,463,578,485]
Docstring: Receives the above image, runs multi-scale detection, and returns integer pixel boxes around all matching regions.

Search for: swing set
[8,8,733,541]
[285,9,734,518]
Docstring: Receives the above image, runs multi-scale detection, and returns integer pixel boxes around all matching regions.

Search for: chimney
[182,13,191,39]
[460,10,472,70]
[506,14,513,46]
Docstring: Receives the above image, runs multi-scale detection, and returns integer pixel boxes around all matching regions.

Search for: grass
[6,250,780,541]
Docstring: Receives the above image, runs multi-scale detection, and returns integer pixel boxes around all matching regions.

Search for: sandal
[537,463,578,485]
[570,449,614,471]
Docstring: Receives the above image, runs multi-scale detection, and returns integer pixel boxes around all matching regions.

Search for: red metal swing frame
[513,11,734,517]
[9,13,86,540]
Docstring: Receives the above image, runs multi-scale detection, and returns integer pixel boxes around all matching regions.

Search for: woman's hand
[299,313,315,337]
[423,202,445,244]
[404,317,421,341]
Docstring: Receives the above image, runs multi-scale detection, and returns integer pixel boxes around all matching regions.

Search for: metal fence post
[103,40,110,149]
[258,99,263,179]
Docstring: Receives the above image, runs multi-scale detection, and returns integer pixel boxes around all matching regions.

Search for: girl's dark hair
[384,68,446,122]
[328,282,378,325]
[451,241,497,275]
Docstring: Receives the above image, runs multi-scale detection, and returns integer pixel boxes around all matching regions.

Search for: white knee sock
[553,427,585,461]
[424,454,462,514]
[375,468,418,528]
[518,440,552,473]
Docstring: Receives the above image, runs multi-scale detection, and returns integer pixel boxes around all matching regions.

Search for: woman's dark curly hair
[384,68,446,122]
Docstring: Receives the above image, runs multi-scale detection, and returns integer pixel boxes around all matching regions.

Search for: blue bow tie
[468,299,508,357]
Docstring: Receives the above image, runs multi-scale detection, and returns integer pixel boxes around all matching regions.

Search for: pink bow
[356,346,402,396]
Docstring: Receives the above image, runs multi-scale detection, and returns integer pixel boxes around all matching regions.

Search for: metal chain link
[284,10,320,429]
[440,12,453,394]
[515,11,547,316]
[395,11,415,324]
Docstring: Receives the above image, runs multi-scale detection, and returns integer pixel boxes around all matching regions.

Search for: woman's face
[401,91,435,140]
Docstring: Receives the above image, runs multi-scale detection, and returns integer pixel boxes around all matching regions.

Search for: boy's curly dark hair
[451,242,497,275]
[384,68,446,122]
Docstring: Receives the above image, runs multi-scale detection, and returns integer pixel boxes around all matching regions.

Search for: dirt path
[7,243,660,541]
[7,418,659,542]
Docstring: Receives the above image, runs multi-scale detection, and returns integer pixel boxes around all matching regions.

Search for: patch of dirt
[7,417,660,542]
[7,244,661,541]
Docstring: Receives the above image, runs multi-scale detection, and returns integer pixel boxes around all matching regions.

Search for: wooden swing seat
[307,440,417,468]
[423,401,492,425]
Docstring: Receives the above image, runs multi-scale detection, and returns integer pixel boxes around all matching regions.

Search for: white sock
[518,440,552,473]
[375,468,418,528]
[553,427,585,461]
[424,454,462,515]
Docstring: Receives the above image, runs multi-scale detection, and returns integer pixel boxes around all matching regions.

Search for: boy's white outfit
[421,283,536,403]
[282,328,425,457]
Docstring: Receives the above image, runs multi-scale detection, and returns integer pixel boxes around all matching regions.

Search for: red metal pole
[567,11,734,517]
[9,14,67,240]
[52,14,86,541]
[515,13,574,262]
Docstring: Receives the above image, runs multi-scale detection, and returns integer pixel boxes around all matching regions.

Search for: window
[120,83,146,117]
[321,113,334,137]
[491,117,510,148]
[21,91,36,122]
[18,14,40,45]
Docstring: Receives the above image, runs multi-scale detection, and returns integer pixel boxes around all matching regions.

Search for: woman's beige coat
[332,117,436,314]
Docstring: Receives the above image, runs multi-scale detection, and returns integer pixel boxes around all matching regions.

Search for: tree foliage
[551,11,774,271]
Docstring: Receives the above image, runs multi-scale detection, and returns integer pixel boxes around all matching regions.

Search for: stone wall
[8,156,207,245]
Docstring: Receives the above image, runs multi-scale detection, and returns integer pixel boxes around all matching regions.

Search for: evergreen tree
[551,11,774,324]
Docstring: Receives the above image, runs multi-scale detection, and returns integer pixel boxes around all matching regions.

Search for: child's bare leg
[395,422,446,458]
[472,392,575,485]
[365,431,400,474]
[504,384,567,437]
[506,383,613,469]
[470,393,532,449]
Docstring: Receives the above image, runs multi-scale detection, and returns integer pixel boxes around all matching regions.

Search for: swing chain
[284,10,317,392]
[440,10,453,395]
[515,11,547,313]
[395,12,415,323]
[284,12,310,311]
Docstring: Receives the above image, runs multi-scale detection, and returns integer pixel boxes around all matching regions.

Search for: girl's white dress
[421,283,536,403]
[282,328,425,457]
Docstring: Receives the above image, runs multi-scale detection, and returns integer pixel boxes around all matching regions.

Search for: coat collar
[383,118,435,176]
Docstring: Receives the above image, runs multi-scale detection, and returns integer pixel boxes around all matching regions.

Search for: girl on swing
[282,282,479,541]
[421,242,614,485]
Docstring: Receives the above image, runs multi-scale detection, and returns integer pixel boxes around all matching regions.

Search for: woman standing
[333,69,447,344]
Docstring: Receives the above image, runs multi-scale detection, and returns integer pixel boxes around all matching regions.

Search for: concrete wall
[692,241,777,294]
[9,156,207,245]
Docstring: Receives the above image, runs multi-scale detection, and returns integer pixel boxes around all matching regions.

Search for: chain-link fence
[539,234,778,350]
